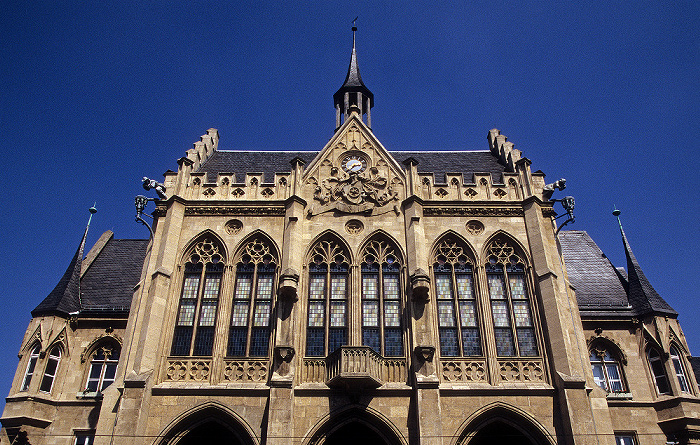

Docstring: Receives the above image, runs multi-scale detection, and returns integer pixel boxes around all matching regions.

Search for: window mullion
[245,266,258,357]
[503,269,520,357]
[189,268,208,355]
[378,268,385,356]
[452,268,464,356]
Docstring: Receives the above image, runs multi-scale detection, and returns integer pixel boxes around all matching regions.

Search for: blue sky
[1,1,698,412]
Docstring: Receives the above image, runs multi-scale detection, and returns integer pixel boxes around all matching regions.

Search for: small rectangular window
[615,434,636,445]
[75,433,95,445]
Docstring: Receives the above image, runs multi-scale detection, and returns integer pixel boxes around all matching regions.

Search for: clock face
[341,155,367,173]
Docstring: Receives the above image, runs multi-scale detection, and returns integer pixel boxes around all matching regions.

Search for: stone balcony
[303,346,408,389]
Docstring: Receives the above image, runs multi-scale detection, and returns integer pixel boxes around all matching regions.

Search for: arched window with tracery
[171,238,224,357]
[589,344,626,393]
[361,239,404,357]
[85,343,120,392]
[21,344,41,391]
[433,238,482,357]
[39,345,61,393]
[227,238,277,357]
[306,239,350,357]
[670,345,690,394]
[485,240,538,357]
[648,348,670,395]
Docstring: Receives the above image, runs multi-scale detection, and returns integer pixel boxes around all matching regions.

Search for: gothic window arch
[647,347,670,395]
[20,344,41,391]
[670,345,691,394]
[360,238,404,357]
[589,342,626,393]
[39,345,61,393]
[227,237,278,358]
[171,237,225,357]
[85,342,120,392]
[432,236,482,357]
[306,238,350,357]
[485,239,538,357]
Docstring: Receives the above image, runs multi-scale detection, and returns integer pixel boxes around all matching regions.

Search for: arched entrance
[176,420,243,445]
[457,404,554,445]
[158,404,257,445]
[325,421,388,445]
[466,421,538,445]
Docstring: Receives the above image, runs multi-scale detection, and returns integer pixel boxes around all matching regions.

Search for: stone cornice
[423,206,524,217]
[184,205,286,216]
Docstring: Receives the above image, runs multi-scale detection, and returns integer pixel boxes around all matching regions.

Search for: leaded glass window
[39,346,61,393]
[85,345,120,392]
[433,238,482,357]
[590,348,625,393]
[361,240,404,357]
[648,348,670,395]
[485,240,538,357]
[21,345,40,391]
[171,238,224,356]
[670,346,690,394]
[227,238,277,357]
[306,240,349,357]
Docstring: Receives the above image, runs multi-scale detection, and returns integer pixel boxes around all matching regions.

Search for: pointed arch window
[361,240,404,357]
[485,240,538,357]
[648,348,670,395]
[590,347,625,393]
[433,238,482,357]
[306,240,350,357]
[227,238,277,357]
[171,238,224,357]
[39,346,61,393]
[670,346,690,393]
[21,344,41,391]
[85,344,120,392]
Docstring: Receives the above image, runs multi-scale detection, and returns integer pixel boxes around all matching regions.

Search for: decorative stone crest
[225,219,243,235]
[345,219,364,235]
[466,220,484,235]
[309,166,399,216]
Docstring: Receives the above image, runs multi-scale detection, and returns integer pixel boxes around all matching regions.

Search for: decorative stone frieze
[184,206,285,216]
[223,360,269,383]
[423,207,524,217]
[440,360,487,383]
[164,359,212,383]
[497,359,545,383]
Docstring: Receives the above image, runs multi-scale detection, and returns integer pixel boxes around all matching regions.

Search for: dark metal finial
[612,206,623,232]
[352,17,358,47]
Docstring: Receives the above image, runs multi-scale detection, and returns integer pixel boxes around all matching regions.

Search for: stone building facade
[2,30,699,445]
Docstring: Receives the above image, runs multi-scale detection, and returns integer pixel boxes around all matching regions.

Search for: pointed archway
[325,422,388,445]
[175,420,243,445]
[465,421,538,445]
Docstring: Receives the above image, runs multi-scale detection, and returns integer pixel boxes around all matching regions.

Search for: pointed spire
[32,206,96,317]
[334,19,374,130]
[613,208,676,316]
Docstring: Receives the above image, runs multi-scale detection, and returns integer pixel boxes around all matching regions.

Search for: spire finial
[612,206,623,232]
[352,17,358,48]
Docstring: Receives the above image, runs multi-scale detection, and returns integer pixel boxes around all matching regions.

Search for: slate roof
[558,231,631,313]
[197,150,507,184]
[32,236,148,317]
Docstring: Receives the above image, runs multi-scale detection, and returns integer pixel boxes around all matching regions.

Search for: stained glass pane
[330,275,347,299]
[250,328,270,356]
[384,301,401,327]
[308,301,325,327]
[177,300,196,326]
[516,328,538,356]
[383,275,400,299]
[512,301,532,327]
[362,274,378,299]
[182,275,200,299]
[509,275,527,299]
[362,301,379,327]
[461,328,482,356]
[171,327,192,356]
[363,328,380,352]
[256,274,274,299]
[198,300,217,326]
[193,327,214,355]
[329,328,347,352]
[435,274,452,299]
[384,328,403,356]
[459,301,477,327]
[253,302,271,327]
[227,327,247,356]
[494,328,515,356]
[491,301,510,327]
[488,274,506,299]
[329,301,346,327]
[456,274,474,299]
[231,302,249,327]
[309,275,325,298]
[439,328,459,356]
[438,301,456,327]
[234,275,253,300]
[203,274,221,299]
[306,328,324,356]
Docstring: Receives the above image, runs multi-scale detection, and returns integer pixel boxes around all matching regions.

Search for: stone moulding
[184,206,286,216]
[423,207,524,217]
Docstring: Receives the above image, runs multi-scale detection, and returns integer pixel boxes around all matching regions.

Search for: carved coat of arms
[309,167,399,216]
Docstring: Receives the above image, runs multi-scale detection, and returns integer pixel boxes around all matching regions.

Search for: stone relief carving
[309,166,399,216]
